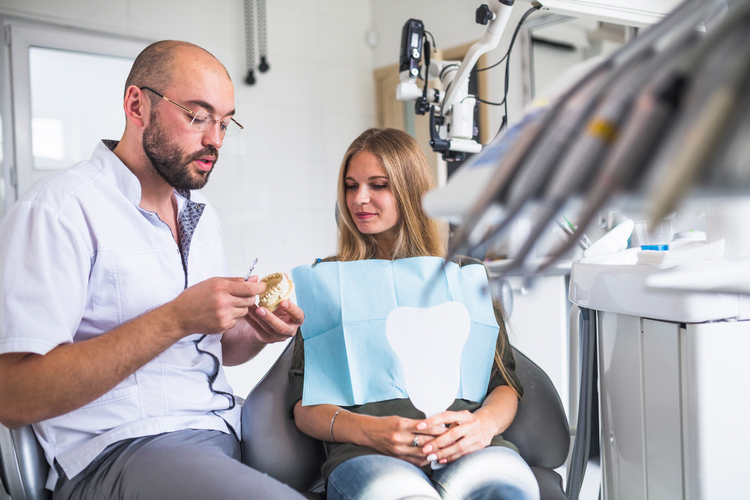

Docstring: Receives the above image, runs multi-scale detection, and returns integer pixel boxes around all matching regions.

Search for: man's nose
[202,122,224,149]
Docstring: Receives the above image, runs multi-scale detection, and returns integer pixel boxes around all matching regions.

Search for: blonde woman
[288,128,539,500]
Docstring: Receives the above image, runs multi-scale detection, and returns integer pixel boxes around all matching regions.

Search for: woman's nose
[355,188,370,205]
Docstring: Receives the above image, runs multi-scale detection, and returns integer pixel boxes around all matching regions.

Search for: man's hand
[220,276,305,365]
[0,277,253,428]
[245,299,304,344]
[169,277,265,336]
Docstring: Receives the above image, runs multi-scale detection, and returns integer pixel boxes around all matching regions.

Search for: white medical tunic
[0,141,241,489]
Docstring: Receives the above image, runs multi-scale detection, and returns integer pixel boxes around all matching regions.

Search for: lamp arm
[441,1,515,115]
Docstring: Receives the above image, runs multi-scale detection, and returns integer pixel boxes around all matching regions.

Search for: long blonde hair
[333,128,520,398]
[336,128,444,261]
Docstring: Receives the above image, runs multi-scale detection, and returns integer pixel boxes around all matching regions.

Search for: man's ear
[123,85,150,128]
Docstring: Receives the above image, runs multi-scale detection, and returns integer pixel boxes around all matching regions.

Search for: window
[0,18,148,215]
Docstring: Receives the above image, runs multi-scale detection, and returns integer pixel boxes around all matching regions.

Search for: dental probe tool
[476,0,716,270]
[446,0,710,268]
[645,10,750,223]
[556,217,590,250]
[481,0,720,277]
[244,257,259,281]
[535,1,735,274]
[468,68,613,260]
[534,35,702,274]
[535,2,735,271]
[563,216,592,248]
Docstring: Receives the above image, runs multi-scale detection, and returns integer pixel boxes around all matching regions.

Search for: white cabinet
[682,321,750,499]
[570,250,750,499]
[595,311,750,500]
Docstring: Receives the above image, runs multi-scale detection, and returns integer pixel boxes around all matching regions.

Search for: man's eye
[192,115,208,124]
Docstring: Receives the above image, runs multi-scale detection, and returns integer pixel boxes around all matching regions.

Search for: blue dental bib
[291,257,500,407]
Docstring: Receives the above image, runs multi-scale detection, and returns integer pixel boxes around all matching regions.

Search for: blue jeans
[326,446,540,500]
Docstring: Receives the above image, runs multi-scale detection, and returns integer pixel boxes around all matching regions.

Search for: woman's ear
[122,85,150,128]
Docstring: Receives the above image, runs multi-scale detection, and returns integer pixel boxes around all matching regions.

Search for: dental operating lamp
[396,1,517,162]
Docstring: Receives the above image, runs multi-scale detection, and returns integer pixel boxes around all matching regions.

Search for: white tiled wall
[0,0,376,394]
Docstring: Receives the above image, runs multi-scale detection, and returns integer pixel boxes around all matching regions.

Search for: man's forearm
[220,321,266,366]
[0,276,272,427]
[0,303,184,429]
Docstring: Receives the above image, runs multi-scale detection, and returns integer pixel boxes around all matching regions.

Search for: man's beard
[142,114,219,191]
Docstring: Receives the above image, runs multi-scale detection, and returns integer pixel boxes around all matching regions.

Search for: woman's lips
[355,212,376,219]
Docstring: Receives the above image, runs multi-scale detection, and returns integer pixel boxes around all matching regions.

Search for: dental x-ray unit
[396,1,517,162]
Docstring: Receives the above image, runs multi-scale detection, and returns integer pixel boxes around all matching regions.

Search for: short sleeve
[0,200,91,355]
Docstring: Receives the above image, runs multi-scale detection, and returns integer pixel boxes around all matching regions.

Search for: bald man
[0,41,306,499]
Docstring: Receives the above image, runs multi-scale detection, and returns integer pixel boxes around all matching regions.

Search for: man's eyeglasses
[140,86,243,138]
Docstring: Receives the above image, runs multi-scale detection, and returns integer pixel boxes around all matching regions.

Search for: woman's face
[345,151,400,242]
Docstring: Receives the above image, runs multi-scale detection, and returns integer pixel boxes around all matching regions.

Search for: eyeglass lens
[191,111,242,138]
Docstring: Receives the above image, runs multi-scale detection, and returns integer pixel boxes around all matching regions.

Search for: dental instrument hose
[566,308,597,500]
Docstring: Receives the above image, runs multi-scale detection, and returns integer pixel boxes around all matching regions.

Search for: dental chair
[1,294,570,500]
[241,339,571,499]
[0,423,51,500]
[0,343,570,500]
[1,344,569,500]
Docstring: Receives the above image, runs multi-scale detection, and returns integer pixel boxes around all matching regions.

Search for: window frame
[0,17,149,213]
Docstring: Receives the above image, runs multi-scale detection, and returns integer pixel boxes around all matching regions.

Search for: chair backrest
[241,339,569,491]
[504,347,570,469]
[0,424,51,500]
[241,341,325,492]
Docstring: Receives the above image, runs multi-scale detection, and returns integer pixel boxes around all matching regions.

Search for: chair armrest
[241,340,325,493]
[0,423,51,500]
[503,348,570,470]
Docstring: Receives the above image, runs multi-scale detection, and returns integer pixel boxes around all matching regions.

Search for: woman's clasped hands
[362,410,496,467]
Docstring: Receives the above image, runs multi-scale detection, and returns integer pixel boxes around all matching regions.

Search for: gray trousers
[53,429,306,500]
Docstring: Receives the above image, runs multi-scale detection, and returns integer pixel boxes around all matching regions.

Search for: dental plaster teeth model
[258,273,294,312]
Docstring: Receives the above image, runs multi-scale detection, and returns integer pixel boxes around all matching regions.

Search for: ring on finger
[411,436,420,447]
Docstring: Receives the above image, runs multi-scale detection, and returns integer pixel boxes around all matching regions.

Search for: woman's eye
[372,184,388,190]
[345,184,357,190]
